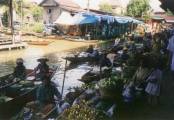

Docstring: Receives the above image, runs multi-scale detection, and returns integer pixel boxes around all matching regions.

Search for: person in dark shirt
[86,45,94,54]
[99,52,112,68]
[121,48,129,63]
[13,58,26,80]
[35,58,49,81]
[37,75,61,105]
[26,75,61,115]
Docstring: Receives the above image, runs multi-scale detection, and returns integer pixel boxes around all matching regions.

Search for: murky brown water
[0,40,113,95]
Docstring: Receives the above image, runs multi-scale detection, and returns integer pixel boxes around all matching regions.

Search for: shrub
[98,76,124,100]
[58,101,109,120]
[98,76,123,90]
[32,22,44,33]
[22,22,44,33]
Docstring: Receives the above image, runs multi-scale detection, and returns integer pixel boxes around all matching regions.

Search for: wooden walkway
[0,42,27,51]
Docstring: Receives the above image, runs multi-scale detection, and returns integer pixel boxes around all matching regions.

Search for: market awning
[54,12,74,25]
[163,16,174,23]
[151,16,164,21]
[73,13,98,25]
[115,16,130,24]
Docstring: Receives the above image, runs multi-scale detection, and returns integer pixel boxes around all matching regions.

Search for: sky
[31,0,164,12]
[31,0,131,9]
[31,0,42,3]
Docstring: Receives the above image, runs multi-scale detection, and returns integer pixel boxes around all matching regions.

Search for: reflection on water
[0,41,113,95]
[53,64,92,96]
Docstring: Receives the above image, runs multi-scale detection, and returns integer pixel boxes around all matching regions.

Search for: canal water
[0,41,113,96]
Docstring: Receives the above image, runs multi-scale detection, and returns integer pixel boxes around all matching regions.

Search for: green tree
[30,4,43,22]
[1,7,8,26]
[99,3,113,13]
[127,0,150,17]
[0,0,13,28]
[14,0,29,22]
[0,0,9,5]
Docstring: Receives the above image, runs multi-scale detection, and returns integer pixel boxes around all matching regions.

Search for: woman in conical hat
[35,58,49,81]
[37,58,49,62]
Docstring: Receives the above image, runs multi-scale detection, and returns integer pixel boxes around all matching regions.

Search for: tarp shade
[54,12,74,25]
[54,11,143,25]
[73,13,98,25]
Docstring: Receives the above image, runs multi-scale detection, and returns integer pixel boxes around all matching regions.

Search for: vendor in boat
[13,58,26,80]
[26,75,61,115]
[89,48,100,62]
[121,47,129,63]
[99,52,112,68]
[36,75,61,106]
[35,58,49,81]
[86,45,94,54]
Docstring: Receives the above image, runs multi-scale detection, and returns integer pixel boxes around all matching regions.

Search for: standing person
[36,75,61,106]
[167,27,174,94]
[35,58,49,81]
[121,47,129,63]
[99,52,112,78]
[143,33,152,52]
[167,25,174,73]
[25,75,61,118]
[152,33,162,53]
[145,65,162,105]
[13,58,26,80]
[99,52,112,68]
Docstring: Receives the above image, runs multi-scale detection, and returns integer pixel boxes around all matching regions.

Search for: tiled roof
[60,6,84,12]
[40,0,81,9]
[163,15,174,23]
[55,0,80,8]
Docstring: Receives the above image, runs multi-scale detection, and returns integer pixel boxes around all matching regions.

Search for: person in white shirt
[167,25,174,72]
[145,67,162,105]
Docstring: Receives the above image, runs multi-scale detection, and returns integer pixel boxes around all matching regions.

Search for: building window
[48,9,52,14]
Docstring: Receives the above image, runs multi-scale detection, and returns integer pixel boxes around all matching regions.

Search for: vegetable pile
[58,101,109,120]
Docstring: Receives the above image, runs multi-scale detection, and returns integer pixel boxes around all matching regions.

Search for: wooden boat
[0,86,37,119]
[79,68,112,84]
[64,55,99,65]
[0,68,55,91]
[26,104,59,120]
[0,69,33,90]
[0,68,57,119]
[0,69,37,119]
[27,41,52,46]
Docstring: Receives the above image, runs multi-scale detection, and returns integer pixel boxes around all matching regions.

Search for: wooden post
[9,0,14,44]
[61,59,68,97]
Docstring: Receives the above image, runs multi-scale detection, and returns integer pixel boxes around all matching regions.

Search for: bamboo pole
[61,59,68,97]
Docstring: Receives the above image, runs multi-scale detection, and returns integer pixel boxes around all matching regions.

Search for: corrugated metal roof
[40,0,80,9]
[55,0,80,8]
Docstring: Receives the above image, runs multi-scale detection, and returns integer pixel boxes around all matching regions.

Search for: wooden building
[39,0,82,24]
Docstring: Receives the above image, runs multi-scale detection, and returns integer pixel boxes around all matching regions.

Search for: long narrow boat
[27,41,52,46]
[28,104,59,120]
[0,84,37,119]
[0,69,33,90]
[79,68,112,83]
[22,91,81,120]
[0,68,55,91]
[0,68,57,119]
[64,55,99,65]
